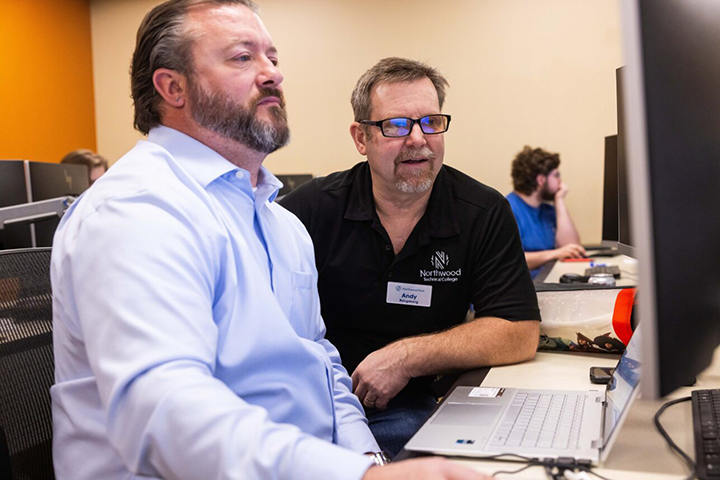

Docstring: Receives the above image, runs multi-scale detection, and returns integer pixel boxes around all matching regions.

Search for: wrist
[396,337,420,378]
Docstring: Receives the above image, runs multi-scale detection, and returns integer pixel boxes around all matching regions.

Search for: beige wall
[90,0,622,242]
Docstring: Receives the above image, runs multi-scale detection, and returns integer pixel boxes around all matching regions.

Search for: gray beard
[393,146,436,193]
[395,175,434,193]
[189,82,290,154]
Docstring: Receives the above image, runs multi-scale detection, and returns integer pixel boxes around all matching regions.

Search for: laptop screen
[601,324,642,450]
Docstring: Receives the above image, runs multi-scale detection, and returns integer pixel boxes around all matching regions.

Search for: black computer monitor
[0,161,29,208]
[621,0,720,398]
[275,174,313,198]
[601,135,619,247]
[28,162,89,201]
[615,67,635,258]
[0,160,32,250]
[26,162,90,247]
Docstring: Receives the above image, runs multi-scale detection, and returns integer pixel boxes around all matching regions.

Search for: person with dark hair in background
[507,146,585,278]
[60,149,109,185]
[281,57,541,457]
[49,1,489,480]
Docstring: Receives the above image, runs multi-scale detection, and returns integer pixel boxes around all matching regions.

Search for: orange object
[612,288,637,345]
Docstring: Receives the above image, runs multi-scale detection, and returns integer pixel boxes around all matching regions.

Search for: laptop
[404,325,642,465]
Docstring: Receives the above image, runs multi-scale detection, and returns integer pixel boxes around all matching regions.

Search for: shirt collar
[146,126,282,201]
[147,126,237,188]
[256,166,283,203]
[344,162,460,238]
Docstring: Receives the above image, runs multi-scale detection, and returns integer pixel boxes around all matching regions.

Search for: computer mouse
[559,273,588,284]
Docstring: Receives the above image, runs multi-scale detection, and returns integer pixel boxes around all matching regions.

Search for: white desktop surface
[447,348,720,479]
[542,253,639,286]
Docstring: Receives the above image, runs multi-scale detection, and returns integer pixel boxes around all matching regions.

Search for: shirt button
[387,272,393,278]
[385,244,392,251]
[235,171,245,179]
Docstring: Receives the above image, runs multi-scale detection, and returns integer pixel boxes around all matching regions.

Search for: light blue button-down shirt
[51,126,378,480]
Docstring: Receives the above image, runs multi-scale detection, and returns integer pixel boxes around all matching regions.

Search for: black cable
[490,462,535,477]
[653,396,696,480]
[576,465,614,480]
[485,455,614,480]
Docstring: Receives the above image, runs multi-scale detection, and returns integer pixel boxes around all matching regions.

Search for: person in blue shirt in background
[506,146,585,278]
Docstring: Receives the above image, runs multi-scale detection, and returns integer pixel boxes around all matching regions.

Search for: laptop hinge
[596,397,604,403]
[591,440,600,449]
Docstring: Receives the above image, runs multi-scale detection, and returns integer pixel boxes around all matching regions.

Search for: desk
[539,253,639,287]
[399,348,720,479]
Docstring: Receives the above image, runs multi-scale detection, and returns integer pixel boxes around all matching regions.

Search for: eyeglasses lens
[382,118,412,137]
[420,115,447,134]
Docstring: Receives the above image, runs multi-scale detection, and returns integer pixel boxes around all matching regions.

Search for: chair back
[0,247,54,479]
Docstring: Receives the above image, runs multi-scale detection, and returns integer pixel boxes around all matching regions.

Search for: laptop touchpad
[431,403,501,426]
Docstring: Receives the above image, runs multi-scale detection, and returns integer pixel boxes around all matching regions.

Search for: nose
[258,57,284,87]
[405,122,427,147]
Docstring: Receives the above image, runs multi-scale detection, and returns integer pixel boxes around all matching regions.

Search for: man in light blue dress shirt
[50,1,488,480]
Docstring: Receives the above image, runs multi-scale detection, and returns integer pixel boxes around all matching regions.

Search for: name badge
[386,282,432,307]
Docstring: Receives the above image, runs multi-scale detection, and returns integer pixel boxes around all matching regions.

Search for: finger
[353,375,369,401]
[375,389,398,410]
[363,395,378,408]
[355,383,368,403]
[351,371,359,393]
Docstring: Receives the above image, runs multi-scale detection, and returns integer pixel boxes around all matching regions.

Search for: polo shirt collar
[344,162,376,222]
[344,162,460,238]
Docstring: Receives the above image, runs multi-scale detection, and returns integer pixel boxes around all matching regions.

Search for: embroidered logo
[430,251,449,270]
[420,251,461,283]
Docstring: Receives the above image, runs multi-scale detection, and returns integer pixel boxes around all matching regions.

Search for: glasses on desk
[360,114,451,137]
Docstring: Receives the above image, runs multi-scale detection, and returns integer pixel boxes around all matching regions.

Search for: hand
[555,181,569,201]
[352,341,412,410]
[363,457,491,480]
[553,243,586,260]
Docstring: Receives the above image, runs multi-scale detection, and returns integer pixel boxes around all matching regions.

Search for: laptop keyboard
[490,393,586,449]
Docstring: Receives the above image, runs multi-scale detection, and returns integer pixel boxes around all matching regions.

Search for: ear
[152,68,187,108]
[536,173,547,189]
[349,122,369,156]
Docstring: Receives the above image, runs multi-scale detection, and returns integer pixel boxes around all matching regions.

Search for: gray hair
[130,0,259,134]
[350,57,449,122]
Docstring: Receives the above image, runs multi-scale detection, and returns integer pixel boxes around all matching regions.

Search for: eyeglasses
[359,114,451,138]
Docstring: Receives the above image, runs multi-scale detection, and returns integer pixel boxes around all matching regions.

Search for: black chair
[0,247,54,479]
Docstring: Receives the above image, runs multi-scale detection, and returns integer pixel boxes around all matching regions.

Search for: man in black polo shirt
[280,57,540,457]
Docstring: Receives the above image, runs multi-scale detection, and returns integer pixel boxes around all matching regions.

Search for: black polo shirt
[279,162,540,392]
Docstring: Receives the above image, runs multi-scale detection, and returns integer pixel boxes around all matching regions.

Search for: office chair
[0,247,55,479]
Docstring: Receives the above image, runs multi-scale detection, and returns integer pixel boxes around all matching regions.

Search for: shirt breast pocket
[289,270,319,339]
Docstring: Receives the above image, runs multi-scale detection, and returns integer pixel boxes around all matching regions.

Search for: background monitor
[601,135,619,247]
[28,162,89,201]
[27,162,89,247]
[621,0,720,398]
[0,160,32,250]
[615,67,635,258]
[275,174,313,198]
